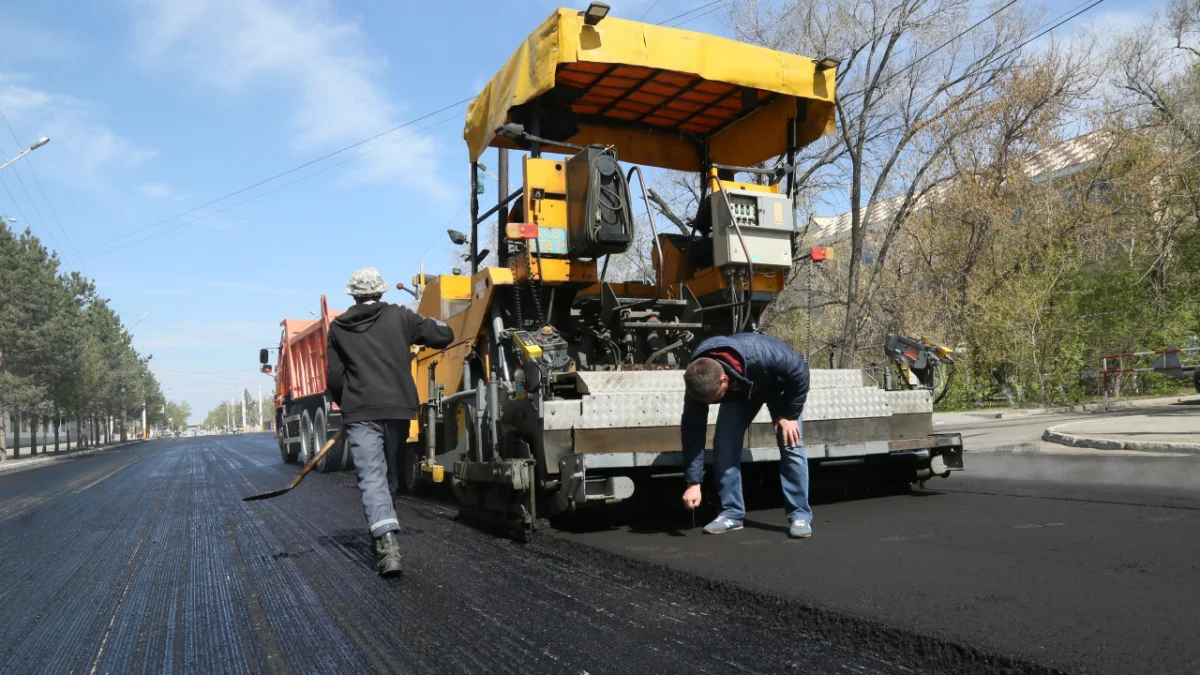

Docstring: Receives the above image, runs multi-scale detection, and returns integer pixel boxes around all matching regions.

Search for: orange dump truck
[259,295,351,473]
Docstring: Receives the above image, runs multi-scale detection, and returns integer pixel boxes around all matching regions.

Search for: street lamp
[0,137,50,173]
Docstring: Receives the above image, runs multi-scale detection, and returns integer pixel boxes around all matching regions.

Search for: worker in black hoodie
[326,267,454,577]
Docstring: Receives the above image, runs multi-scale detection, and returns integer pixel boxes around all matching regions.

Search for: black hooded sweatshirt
[326,302,455,423]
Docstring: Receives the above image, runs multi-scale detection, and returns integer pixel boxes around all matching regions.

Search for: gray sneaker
[703,516,744,534]
[789,519,813,539]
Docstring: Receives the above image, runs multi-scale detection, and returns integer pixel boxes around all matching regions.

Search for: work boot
[373,532,403,578]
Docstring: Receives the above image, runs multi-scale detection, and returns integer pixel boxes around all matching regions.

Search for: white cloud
[129,0,451,196]
[137,182,173,198]
[0,75,156,186]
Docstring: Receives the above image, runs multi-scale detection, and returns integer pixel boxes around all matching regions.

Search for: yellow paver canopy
[464,7,837,171]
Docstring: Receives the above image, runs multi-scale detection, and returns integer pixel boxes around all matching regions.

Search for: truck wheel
[401,442,430,496]
[279,435,298,464]
[1194,369,1200,394]
[313,408,344,473]
[298,412,314,464]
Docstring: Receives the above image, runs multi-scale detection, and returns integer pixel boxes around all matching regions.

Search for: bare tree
[1113,0,1200,148]
[730,0,1070,363]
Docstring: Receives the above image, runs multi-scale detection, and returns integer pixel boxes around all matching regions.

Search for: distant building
[806,132,1110,246]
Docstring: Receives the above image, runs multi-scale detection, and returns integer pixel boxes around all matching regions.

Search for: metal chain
[531,238,546,327]
[805,257,813,361]
[509,254,525,330]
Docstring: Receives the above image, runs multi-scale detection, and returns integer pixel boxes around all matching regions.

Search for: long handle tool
[243,428,346,502]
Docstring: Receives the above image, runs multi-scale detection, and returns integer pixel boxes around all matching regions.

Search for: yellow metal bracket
[422,463,445,483]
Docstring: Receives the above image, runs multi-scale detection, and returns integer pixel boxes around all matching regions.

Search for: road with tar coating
[0,434,907,675]
[1,433,1198,675]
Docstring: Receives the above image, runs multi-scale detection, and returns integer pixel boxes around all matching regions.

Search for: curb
[0,440,143,475]
[965,395,1200,420]
[1041,426,1200,455]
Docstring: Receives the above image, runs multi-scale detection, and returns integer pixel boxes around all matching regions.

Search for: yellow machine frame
[406,5,838,498]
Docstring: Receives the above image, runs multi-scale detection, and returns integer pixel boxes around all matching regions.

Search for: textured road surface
[557,452,1200,675]
[0,434,911,675]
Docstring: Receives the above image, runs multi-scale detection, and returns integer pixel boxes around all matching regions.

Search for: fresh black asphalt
[1,435,1197,674]
[0,435,909,675]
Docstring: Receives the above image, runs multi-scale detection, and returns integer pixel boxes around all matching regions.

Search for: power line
[0,148,65,267]
[82,110,464,260]
[672,1,729,27]
[639,0,662,21]
[899,0,1022,79]
[71,0,734,260]
[0,174,33,240]
[0,106,87,274]
[657,0,724,26]
[90,96,473,254]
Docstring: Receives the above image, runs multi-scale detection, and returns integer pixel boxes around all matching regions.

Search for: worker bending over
[327,268,454,577]
[681,333,813,538]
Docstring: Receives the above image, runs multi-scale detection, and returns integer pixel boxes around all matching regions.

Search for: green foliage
[0,223,167,436]
[164,401,192,430]
[201,389,268,430]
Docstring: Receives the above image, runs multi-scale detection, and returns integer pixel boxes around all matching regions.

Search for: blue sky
[0,0,1159,422]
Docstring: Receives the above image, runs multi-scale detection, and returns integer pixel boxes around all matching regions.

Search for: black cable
[623,166,664,312]
[85,97,472,255]
[657,0,724,26]
[584,149,633,256]
[83,111,461,260]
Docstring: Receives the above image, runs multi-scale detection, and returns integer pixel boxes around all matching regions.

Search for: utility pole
[257,382,263,431]
[241,391,246,432]
[141,400,147,440]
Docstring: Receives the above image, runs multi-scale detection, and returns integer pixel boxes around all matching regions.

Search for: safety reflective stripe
[370,518,399,531]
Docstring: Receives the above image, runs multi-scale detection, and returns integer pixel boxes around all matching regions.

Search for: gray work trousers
[346,420,403,538]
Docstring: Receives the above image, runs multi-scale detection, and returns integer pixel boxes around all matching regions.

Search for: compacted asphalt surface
[0,434,909,675]
[1,433,1197,675]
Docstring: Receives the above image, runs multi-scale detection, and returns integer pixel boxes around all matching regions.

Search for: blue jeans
[713,400,811,523]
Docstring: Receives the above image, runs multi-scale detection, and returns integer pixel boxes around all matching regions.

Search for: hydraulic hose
[645,334,690,368]
[623,165,664,312]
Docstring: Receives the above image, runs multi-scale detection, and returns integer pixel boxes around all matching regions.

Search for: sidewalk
[0,439,143,475]
[936,393,1200,425]
[1042,405,1200,454]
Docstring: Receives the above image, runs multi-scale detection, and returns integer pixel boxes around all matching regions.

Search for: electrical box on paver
[709,188,795,268]
[565,146,633,258]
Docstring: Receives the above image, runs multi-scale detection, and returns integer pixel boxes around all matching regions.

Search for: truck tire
[298,411,314,464]
[312,408,344,473]
[1194,369,1200,394]
[401,442,430,496]
[279,435,299,464]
